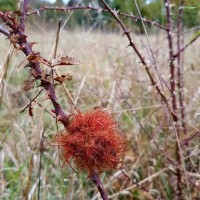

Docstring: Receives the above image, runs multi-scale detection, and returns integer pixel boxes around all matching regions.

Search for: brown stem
[0,9,69,128]
[0,2,108,199]
[0,25,10,36]
[20,0,29,32]
[28,6,168,30]
[0,12,17,30]
[165,0,182,198]
[99,0,172,116]
[164,0,177,121]
[176,0,187,135]
[20,89,44,113]
[92,170,108,200]
[173,34,200,59]
[100,0,183,198]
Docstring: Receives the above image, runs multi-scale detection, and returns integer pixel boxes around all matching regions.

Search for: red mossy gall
[52,108,126,175]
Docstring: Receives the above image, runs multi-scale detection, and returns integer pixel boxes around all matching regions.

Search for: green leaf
[183,6,197,10]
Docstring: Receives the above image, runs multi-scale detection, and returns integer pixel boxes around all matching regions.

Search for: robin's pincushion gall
[53,109,126,175]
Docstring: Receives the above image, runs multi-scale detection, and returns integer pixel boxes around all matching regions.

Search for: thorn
[42,93,50,101]
[57,115,62,122]
[123,30,131,35]
[36,10,40,16]
[126,43,132,48]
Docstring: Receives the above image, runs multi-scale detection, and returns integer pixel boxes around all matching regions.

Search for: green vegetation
[0,0,200,199]
[1,29,199,199]
[0,0,199,29]
[0,0,17,11]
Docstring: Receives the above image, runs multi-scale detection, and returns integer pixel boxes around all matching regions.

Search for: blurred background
[1,0,199,31]
[0,0,200,199]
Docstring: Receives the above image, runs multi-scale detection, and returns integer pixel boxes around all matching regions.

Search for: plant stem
[20,0,29,32]
[177,0,187,135]
[173,34,200,59]
[92,170,108,200]
[0,25,10,36]
[28,6,167,30]
[164,0,178,122]
[0,1,109,198]
[165,0,183,198]
[99,0,172,117]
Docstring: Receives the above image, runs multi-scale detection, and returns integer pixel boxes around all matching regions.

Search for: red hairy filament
[53,108,126,175]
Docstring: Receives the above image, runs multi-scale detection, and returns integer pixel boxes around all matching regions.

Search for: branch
[0,25,10,37]
[0,12,16,30]
[164,0,177,120]
[108,168,167,199]
[20,89,44,113]
[173,33,200,59]
[165,0,182,198]
[0,7,69,127]
[99,0,172,116]
[165,0,174,59]
[118,12,168,31]
[28,6,168,31]
[176,0,187,135]
[20,0,29,32]
[92,170,108,200]
[0,3,108,199]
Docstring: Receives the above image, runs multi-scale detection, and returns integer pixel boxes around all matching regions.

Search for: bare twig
[25,154,34,200]
[0,8,69,127]
[173,33,200,59]
[28,6,168,30]
[165,0,182,198]
[108,168,167,198]
[99,0,175,121]
[38,133,45,200]
[20,0,29,32]
[164,0,177,119]
[0,1,109,199]
[53,19,62,59]
[0,45,14,109]
[92,170,108,200]
[0,25,10,37]
[20,89,44,113]
[176,0,187,135]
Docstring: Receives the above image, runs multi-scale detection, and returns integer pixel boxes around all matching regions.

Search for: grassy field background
[0,26,200,199]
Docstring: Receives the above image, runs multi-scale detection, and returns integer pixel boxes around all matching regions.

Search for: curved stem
[92,170,108,200]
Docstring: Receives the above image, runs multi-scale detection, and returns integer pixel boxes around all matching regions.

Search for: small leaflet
[54,73,73,84]
[53,56,80,67]
[22,79,34,91]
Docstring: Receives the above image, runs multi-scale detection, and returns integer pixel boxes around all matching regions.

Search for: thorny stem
[177,0,187,135]
[0,1,108,199]
[134,113,176,166]
[28,6,168,31]
[181,131,200,147]
[173,34,200,59]
[20,0,29,32]
[164,0,178,122]
[0,25,10,36]
[101,0,183,198]
[99,0,173,117]
[0,4,69,127]
[0,12,16,30]
[165,0,182,199]
[92,170,108,200]
[20,89,44,113]
[0,1,198,199]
